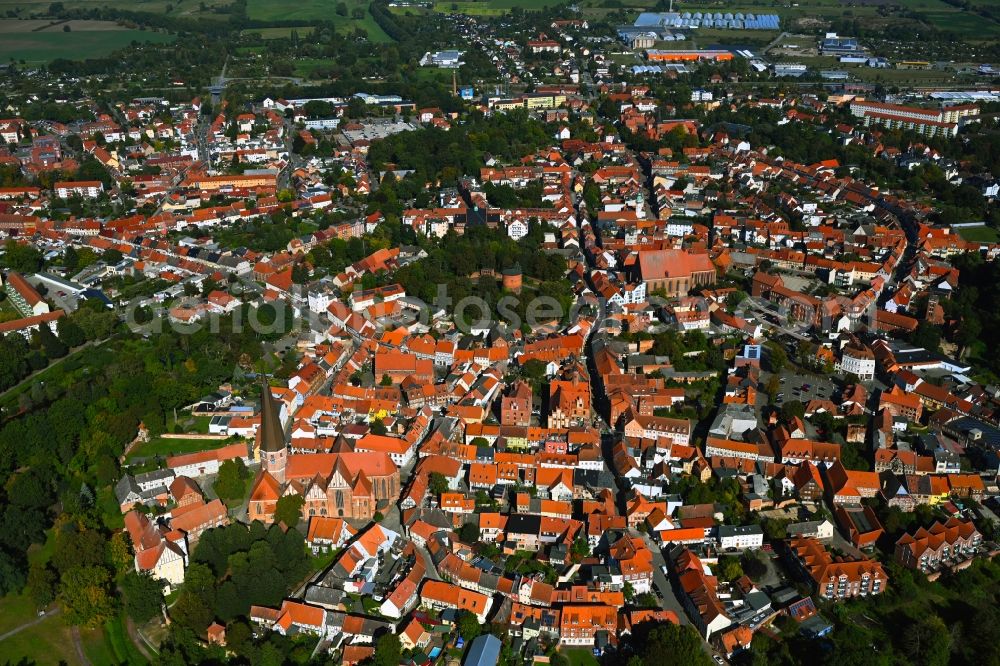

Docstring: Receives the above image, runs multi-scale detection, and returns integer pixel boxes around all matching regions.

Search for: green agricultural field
[0,0,232,19]
[0,25,173,63]
[245,0,392,41]
[242,25,316,39]
[432,0,565,15]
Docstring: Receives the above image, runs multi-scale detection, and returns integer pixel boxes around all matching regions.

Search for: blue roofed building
[463,634,502,666]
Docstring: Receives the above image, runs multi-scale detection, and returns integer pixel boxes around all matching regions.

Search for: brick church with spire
[248,379,400,523]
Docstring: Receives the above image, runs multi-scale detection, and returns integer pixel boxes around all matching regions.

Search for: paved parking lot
[771,370,838,406]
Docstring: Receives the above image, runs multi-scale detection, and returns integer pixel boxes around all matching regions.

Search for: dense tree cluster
[170,521,310,634]
[388,222,572,328]
[367,110,553,187]
[751,556,1000,666]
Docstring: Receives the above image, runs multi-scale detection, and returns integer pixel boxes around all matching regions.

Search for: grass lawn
[0,593,40,635]
[0,27,173,63]
[98,613,148,666]
[166,413,212,434]
[562,648,600,666]
[0,613,81,665]
[81,624,118,666]
[125,436,228,461]
[27,528,56,568]
[292,57,337,78]
[98,485,126,530]
[308,547,341,573]
[958,225,1000,242]
[0,294,23,323]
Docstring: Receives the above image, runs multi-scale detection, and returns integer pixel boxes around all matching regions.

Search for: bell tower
[258,378,287,484]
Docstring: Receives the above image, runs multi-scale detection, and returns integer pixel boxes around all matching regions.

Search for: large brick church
[248,381,400,523]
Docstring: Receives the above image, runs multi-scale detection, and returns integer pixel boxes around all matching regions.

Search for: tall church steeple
[259,378,287,484]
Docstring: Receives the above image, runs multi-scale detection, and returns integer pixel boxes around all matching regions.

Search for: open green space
[125,436,228,461]
[83,613,147,666]
[292,56,338,78]
[561,648,600,666]
[0,592,40,635]
[98,485,127,529]
[0,26,173,63]
[957,225,1000,242]
[0,294,23,323]
[0,615,83,665]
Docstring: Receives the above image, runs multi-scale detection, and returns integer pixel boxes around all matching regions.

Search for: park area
[0,19,172,63]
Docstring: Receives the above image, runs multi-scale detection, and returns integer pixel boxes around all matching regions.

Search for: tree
[59,565,117,627]
[291,263,310,284]
[26,562,56,608]
[214,458,249,504]
[717,555,744,582]
[63,246,79,272]
[380,373,393,386]
[2,241,43,272]
[57,317,86,348]
[121,572,165,624]
[428,472,449,496]
[765,341,787,373]
[902,614,952,666]
[765,375,781,402]
[373,632,401,666]
[911,321,942,352]
[456,609,482,641]
[36,324,67,359]
[370,418,387,436]
[273,495,304,528]
[108,532,133,575]
[635,592,659,608]
[780,400,806,423]
[458,522,479,544]
[629,622,713,666]
[740,551,768,581]
[521,358,547,381]
[0,550,26,596]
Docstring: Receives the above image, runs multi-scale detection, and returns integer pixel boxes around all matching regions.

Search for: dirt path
[126,617,155,661]
[70,626,92,666]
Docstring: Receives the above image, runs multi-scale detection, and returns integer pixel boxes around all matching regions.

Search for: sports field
[0,20,173,63]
